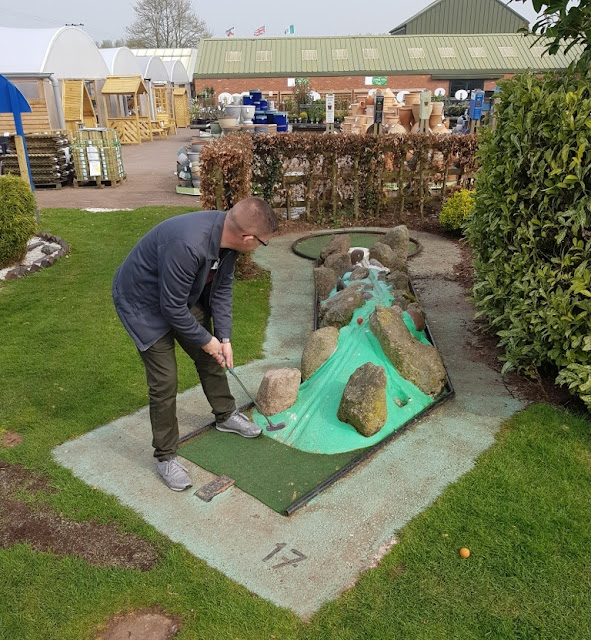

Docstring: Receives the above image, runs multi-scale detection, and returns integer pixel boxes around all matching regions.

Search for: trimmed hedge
[0,175,37,269]
[465,71,591,408]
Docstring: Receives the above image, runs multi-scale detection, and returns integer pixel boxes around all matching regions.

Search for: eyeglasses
[244,234,269,246]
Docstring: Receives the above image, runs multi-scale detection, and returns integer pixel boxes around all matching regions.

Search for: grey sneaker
[216,410,262,438]
[156,457,192,491]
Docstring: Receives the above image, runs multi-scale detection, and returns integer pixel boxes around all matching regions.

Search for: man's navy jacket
[112,210,237,351]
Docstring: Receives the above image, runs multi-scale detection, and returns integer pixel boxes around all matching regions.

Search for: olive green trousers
[138,300,235,461]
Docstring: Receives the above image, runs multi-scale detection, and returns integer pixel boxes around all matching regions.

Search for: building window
[332,49,348,60]
[301,49,318,61]
[438,47,456,58]
[256,50,272,62]
[468,47,487,58]
[450,79,485,97]
[363,48,379,59]
[407,47,425,59]
[225,51,242,62]
[498,46,517,58]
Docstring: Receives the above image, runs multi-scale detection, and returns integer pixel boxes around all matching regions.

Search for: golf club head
[266,421,286,432]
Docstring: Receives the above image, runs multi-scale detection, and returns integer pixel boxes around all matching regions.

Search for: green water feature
[254,269,439,455]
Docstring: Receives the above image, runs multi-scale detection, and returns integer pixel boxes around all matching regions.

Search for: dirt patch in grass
[0,462,159,571]
[0,431,23,448]
[96,606,182,640]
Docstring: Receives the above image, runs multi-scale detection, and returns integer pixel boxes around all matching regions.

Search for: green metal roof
[390,0,528,35]
[193,34,580,79]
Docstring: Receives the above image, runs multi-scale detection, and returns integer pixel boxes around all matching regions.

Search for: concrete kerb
[52,228,523,619]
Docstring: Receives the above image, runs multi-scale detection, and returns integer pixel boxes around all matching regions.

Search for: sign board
[469,90,484,120]
[419,90,432,121]
[325,93,334,124]
[365,76,387,86]
[374,94,384,124]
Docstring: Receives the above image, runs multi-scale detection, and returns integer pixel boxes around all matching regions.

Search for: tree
[98,39,126,48]
[125,0,212,48]
[512,0,591,61]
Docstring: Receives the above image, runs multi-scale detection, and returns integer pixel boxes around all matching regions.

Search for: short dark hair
[227,197,278,236]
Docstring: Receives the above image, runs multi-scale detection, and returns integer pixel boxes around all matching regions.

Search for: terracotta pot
[399,106,412,128]
[432,123,451,134]
[366,94,375,106]
[432,101,444,116]
[410,121,420,134]
[388,123,407,135]
[405,92,421,106]
[429,113,443,128]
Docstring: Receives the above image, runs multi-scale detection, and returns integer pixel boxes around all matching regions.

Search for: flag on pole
[253,25,266,36]
[226,26,235,37]
[284,25,295,35]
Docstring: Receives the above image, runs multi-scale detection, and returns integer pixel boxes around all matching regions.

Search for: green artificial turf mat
[178,428,367,514]
[292,231,418,260]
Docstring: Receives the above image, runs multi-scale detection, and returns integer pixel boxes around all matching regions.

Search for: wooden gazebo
[101,75,152,144]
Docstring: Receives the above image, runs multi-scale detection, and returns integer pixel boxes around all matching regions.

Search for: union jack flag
[253,25,266,36]
[226,26,235,37]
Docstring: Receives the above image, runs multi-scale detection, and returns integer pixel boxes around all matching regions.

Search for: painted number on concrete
[263,543,307,568]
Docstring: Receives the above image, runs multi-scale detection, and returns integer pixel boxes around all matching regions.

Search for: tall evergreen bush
[0,175,37,269]
[465,71,591,408]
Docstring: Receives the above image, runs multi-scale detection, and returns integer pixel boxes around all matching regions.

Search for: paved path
[36,130,198,210]
[53,229,523,619]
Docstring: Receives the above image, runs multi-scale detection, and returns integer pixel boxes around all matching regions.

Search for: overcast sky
[0,0,541,43]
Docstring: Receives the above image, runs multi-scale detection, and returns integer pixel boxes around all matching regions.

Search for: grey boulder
[370,305,446,397]
[301,326,340,380]
[256,368,301,416]
[337,363,388,437]
[314,266,338,301]
[319,284,365,329]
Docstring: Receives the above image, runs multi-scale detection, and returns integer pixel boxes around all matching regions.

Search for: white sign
[287,78,296,87]
[325,93,335,124]
[434,87,446,97]
[88,161,102,177]
[455,89,469,100]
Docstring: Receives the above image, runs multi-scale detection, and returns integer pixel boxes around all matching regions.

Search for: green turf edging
[179,429,366,513]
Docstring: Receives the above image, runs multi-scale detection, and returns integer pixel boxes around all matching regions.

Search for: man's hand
[220,341,233,369]
[202,336,225,367]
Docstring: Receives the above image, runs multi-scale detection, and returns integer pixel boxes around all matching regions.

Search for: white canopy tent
[100,47,143,76]
[162,60,191,127]
[0,26,109,131]
[135,56,169,120]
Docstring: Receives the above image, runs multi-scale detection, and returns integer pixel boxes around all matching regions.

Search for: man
[113,196,278,491]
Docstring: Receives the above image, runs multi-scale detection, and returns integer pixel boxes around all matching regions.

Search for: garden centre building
[192,33,579,104]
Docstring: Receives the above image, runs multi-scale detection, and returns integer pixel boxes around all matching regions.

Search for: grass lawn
[1,207,591,639]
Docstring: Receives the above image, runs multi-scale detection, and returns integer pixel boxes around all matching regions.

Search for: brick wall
[194,74,511,99]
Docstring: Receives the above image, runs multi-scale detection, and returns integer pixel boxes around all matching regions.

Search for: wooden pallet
[73,177,125,188]
[34,179,71,190]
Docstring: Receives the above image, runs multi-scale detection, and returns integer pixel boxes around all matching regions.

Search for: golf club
[220,356,286,431]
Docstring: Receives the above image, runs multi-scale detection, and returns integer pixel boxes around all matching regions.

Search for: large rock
[349,266,370,281]
[320,234,350,261]
[314,266,338,301]
[369,242,407,273]
[406,302,426,332]
[256,368,301,416]
[382,225,410,262]
[337,363,388,437]
[319,284,365,329]
[324,252,352,278]
[301,326,340,380]
[386,270,409,291]
[369,305,446,397]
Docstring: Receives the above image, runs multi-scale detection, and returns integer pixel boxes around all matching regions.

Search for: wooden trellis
[62,79,97,133]
[173,87,190,127]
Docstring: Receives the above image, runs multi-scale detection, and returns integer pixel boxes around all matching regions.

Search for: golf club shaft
[226,367,275,428]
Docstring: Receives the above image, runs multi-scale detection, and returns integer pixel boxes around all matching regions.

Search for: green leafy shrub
[0,174,37,269]
[465,71,591,408]
[439,189,475,232]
